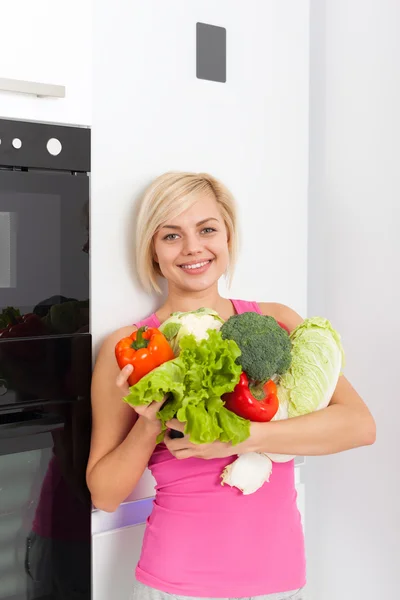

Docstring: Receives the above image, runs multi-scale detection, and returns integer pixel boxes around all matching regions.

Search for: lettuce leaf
[124,330,249,445]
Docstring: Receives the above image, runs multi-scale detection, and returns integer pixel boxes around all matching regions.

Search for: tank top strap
[230,299,262,315]
[134,313,161,329]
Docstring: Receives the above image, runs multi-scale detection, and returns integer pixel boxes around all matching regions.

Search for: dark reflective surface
[0,334,91,410]
[0,334,92,600]
[0,118,92,600]
[0,169,89,339]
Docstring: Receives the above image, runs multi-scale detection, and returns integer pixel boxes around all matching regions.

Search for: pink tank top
[134,299,306,597]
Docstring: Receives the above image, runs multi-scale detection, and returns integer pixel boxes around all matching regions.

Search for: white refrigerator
[90,2,310,599]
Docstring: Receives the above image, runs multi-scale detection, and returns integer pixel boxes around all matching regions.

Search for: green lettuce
[124,329,250,445]
[279,317,345,418]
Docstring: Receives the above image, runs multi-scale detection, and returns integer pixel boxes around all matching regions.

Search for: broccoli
[220,312,292,383]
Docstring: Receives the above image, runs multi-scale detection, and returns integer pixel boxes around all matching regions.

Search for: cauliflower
[159,307,224,355]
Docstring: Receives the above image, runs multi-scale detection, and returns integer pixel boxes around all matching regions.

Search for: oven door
[0,333,92,600]
[0,169,89,328]
[0,400,91,600]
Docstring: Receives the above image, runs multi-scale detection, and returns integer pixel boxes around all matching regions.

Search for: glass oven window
[0,173,89,338]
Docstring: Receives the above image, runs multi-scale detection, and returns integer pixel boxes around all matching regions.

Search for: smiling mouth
[179,260,212,271]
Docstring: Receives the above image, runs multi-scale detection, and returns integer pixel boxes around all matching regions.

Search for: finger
[151,394,169,410]
[164,435,194,453]
[144,397,168,419]
[169,448,195,460]
[116,364,133,388]
[164,435,185,450]
[165,419,185,432]
[135,400,159,415]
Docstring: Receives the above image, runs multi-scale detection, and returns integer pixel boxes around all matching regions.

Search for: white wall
[306,1,400,598]
[91,2,310,598]
[91,0,309,351]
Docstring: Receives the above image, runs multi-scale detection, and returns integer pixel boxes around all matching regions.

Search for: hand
[116,364,167,433]
[164,419,239,460]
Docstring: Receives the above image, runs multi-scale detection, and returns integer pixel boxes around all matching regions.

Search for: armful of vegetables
[114,309,344,497]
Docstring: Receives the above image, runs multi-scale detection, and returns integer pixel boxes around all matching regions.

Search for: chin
[181,272,222,293]
[182,278,216,292]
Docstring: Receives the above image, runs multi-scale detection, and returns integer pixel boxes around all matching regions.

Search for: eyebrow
[160,217,219,231]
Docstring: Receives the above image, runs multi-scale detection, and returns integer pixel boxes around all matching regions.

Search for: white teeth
[180,261,210,270]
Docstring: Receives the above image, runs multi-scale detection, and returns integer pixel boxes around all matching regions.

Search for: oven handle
[0,413,65,456]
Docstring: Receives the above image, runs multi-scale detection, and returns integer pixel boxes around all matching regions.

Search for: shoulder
[258,302,303,332]
[97,325,137,360]
[108,324,137,344]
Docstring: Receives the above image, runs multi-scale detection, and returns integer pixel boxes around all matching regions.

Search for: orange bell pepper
[115,326,174,386]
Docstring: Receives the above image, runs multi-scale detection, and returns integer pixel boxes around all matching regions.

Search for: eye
[163,233,180,241]
[201,227,217,234]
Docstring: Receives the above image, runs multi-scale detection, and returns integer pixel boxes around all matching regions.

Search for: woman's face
[153,193,230,293]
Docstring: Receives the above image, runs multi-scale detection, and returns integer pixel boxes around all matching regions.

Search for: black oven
[0,119,91,600]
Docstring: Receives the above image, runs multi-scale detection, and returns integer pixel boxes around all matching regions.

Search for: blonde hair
[136,171,238,293]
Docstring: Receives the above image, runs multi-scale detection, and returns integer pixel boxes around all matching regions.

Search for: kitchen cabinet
[0,0,91,125]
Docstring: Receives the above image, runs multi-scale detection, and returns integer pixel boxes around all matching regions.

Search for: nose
[182,232,203,255]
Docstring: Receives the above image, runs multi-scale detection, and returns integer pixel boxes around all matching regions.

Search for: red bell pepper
[223,372,279,422]
[0,312,49,362]
[0,313,48,339]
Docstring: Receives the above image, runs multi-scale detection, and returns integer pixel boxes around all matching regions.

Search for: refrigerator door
[91,2,310,598]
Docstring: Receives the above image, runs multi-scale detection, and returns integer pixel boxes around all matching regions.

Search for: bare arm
[86,326,164,512]
[247,376,375,456]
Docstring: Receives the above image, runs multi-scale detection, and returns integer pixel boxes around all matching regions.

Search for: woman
[86,172,376,600]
